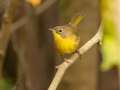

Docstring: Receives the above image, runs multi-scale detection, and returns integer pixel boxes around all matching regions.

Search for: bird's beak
[48,28,54,31]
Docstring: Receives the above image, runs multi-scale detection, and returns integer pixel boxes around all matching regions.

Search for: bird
[50,15,83,55]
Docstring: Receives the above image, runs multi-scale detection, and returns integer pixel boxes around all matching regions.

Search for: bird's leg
[55,50,81,69]
[75,49,81,56]
[74,49,82,60]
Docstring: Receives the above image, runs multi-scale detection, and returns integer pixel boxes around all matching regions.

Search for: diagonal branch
[11,0,57,33]
[48,25,102,90]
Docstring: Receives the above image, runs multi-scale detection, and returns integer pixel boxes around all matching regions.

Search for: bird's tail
[69,15,84,27]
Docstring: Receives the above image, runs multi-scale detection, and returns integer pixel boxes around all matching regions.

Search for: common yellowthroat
[50,15,83,55]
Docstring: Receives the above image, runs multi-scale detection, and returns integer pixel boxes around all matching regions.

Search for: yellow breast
[53,32,79,54]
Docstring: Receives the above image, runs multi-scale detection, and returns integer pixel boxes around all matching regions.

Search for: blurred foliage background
[0,0,119,90]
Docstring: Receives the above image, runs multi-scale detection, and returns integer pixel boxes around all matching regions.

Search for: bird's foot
[75,50,81,56]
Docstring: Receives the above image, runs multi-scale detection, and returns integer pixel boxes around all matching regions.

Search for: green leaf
[0,79,12,90]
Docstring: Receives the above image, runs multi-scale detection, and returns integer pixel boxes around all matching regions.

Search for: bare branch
[11,0,57,33]
[48,25,102,90]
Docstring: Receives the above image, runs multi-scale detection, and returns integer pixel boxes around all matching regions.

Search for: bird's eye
[58,29,62,32]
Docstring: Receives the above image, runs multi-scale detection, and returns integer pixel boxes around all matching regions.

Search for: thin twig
[48,26,102,90]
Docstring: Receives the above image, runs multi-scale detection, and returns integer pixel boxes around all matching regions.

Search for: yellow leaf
[26,0,42,7]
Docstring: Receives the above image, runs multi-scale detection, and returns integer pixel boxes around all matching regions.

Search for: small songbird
[50,15,83,55]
